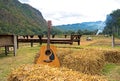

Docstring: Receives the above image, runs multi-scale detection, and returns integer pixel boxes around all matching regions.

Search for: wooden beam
[13,35,17,56]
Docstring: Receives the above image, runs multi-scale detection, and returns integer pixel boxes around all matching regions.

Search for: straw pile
[104,50,120,63]
[8,64,107,81]
[58,48,105,75]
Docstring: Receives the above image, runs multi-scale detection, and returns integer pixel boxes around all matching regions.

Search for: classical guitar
[36,20,60,67]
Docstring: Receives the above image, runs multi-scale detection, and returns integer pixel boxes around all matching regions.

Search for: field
[0,35,120,81]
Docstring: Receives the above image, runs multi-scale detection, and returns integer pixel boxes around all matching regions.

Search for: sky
[19,0,120,26]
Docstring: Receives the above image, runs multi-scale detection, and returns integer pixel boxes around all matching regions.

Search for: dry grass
[103,49,120,63]
[8,64,107,81]
[58,48,105,75]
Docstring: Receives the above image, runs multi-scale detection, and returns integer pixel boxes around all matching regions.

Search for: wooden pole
[5,46,8,55]
[112,34,115,47]
[14,35,17,56]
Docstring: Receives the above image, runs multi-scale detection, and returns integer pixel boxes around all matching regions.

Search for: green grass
[102,63,118,75]
[0,45,40,81]
[102,63,120,81]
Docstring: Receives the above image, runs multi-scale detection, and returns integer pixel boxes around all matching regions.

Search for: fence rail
[18,35,82,47]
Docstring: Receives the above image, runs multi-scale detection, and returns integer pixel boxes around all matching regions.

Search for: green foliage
[102,63,117,75]
[76,29,83,35]
[51,27,63,35]
[103,9,120,38]
[0,0,47,35]
[54,29,97,36]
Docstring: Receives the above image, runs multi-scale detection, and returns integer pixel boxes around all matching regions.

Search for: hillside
[55,21,105,32]
[0,0,47,35]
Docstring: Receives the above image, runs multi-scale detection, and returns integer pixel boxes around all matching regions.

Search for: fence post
[38,35,42,45]
[30,35,34,47]
[14,35,17,56]
[112,34,115,47]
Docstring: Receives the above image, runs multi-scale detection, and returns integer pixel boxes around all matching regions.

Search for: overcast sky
[19,0,120,25]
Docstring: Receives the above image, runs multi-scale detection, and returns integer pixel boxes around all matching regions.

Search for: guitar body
[36,45,60,67]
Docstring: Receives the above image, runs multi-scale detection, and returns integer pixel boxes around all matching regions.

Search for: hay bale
[104,50,120,63]
[58,48,105,75]
[8,64,107,81]
[57,48,74,64]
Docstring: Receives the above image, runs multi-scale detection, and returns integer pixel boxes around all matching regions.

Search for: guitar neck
[47,20,51,50]
[47,27,50,50]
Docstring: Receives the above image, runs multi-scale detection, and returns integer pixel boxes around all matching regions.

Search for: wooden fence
[0,34,81,55]
[18,35,82,47]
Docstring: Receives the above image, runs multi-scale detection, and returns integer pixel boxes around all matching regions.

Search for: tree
[76,29,83,35]
[103,9,120,47]
[103,9,120,37]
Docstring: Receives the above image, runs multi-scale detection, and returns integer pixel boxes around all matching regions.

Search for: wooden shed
[0,35,17,56]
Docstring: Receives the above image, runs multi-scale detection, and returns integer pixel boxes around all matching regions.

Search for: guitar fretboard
[47,20,52,50]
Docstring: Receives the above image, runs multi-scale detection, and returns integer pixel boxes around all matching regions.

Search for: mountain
[55,21,105,32]
[0,0,47,35]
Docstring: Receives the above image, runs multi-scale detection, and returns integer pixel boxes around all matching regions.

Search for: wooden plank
[0,35,14,46]
[0,35,17,56]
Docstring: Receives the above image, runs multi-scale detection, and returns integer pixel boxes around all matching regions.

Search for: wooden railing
[0,34,82,55]
[18,35,82,47]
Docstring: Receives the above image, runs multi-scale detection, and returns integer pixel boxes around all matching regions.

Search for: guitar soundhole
[44,49,55,63]
[45,50,51,55]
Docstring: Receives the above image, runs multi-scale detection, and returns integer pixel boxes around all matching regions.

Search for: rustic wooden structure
[71,34,82,45]
[18,35,82,47]
[0,35,17,56]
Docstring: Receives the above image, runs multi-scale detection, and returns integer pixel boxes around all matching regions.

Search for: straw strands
[8,64,107,81]
[8,47,120,81]
[58,48,105,75]
[104,50,120,63]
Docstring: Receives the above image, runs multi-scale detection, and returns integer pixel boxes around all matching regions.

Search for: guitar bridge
[43,60,52,63]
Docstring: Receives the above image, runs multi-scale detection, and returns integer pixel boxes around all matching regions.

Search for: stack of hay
[104,49,120,63]
[8,64,107,81]
[58,48,105,75]
[8,48,109,81]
